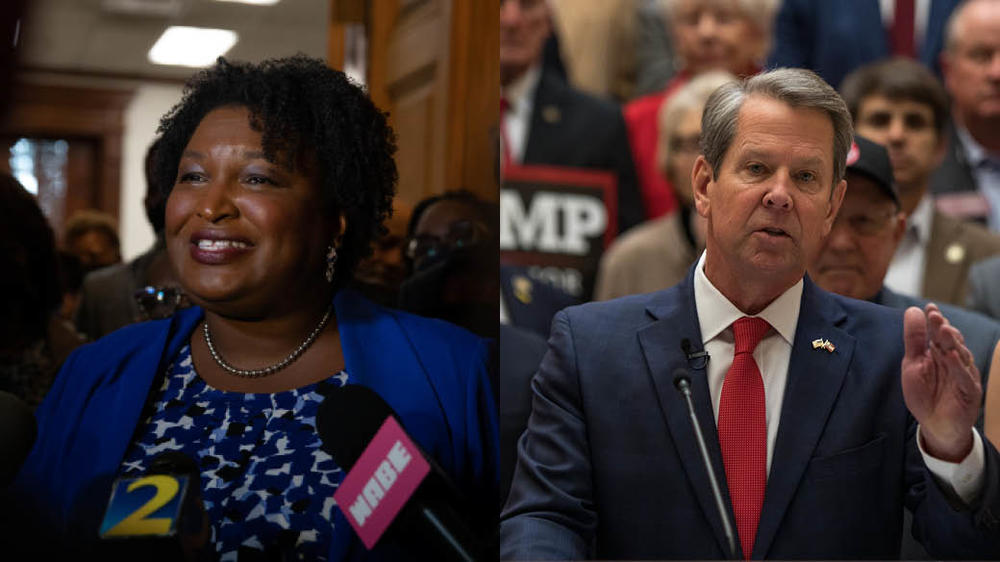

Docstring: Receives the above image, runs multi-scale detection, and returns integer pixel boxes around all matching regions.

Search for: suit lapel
[752,278,856,558]
[638,271,737,558]
[523,71,566,164]
[923,211,965,303]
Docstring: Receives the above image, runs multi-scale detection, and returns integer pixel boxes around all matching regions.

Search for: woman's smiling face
[165,105,336,316]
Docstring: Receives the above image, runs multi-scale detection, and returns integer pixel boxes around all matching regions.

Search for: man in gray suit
[929,0,1000,227]
[968,255,1000,320]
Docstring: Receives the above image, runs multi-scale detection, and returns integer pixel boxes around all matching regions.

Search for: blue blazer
[12,290,499,560]
[766,0,960,88]
[501,269,1000,559]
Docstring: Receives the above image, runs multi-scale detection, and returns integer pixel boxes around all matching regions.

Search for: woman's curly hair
[152,54,398,289]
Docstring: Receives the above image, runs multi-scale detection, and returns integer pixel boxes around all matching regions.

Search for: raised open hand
[901,304,981,462]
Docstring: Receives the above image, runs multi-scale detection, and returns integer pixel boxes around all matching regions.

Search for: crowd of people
[501,0,1000,559]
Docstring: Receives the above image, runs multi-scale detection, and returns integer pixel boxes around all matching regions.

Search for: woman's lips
[189,238,253,265]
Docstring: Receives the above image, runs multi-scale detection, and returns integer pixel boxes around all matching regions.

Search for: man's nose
[886,116,906,142]
[762,174,793,210]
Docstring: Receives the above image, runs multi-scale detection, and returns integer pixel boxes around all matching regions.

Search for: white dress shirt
[500,65,541,165]
[693,251,984,502]
[885,194,933,297]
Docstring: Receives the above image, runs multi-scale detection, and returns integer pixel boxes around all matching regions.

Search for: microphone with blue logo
[98,451,213,561]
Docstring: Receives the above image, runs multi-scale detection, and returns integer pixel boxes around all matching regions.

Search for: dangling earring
[325,245,338,283]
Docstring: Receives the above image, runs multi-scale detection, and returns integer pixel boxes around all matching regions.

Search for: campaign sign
[333,416,432,549]
[99,474,189,538]
[500,164,618,299]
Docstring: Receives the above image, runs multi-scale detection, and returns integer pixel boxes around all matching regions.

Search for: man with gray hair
[501,68,1000,559]
[931,0,1000,227]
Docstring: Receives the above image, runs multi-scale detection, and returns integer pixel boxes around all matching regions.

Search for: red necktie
[890,0,916,57]
[718,316,769,559]
[500,96,514,175]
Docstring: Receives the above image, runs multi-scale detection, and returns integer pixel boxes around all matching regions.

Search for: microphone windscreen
[316,385,397,470]
[0,390,35,487]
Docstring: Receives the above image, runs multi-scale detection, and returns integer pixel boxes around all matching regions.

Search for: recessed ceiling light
[148,26,238,67]
[213,0,281,5]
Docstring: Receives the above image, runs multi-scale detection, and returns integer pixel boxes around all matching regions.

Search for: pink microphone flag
[333,415,431,549]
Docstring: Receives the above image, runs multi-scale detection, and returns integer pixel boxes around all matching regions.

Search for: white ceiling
[19,0,329,82]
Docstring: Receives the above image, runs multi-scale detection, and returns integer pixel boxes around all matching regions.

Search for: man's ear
[823,178,847,237]
[692,155,713,218]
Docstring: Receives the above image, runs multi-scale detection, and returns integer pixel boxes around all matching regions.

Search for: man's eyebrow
[181,150,203,159]
[740,149,826,170]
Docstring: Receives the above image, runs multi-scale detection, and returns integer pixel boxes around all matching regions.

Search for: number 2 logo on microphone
[99,474,189,538]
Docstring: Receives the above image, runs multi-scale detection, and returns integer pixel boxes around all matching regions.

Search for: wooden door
[330,0,500,209]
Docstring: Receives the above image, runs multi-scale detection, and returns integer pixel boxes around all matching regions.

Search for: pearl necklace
[203,304,333,378]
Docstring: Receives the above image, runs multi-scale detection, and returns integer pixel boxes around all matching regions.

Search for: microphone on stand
[672,367,737,559]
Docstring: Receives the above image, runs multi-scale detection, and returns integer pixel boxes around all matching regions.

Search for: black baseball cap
[844,134,899,207]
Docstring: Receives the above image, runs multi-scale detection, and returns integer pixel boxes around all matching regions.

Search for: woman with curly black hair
[10,56,498,560]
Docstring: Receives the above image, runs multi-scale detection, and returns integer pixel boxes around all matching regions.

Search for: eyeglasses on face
[405,220,488,268]
[834,210,896,236]
[133,285,188,321]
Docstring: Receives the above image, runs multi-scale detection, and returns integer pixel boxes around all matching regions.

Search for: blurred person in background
[931,0,1000,227]
[841,57,1000,306]
[967,254,1000,320]
[55,251,84,325]
[633,0,679,98]
[767,0,960,89]
[399,190,499,338]
[625,0,776,220]
[62,209,121,273]
[351,199,412,308]
[75,137,185,340]
[0,173,83,408]
[596,71,734,300]
[546,0,637,102]
[10,56,498,560]
[500,0,644,233]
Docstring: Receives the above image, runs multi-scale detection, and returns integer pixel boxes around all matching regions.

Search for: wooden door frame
[0,82,132,223]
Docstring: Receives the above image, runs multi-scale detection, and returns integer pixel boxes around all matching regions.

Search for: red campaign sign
[333,416,431,549]
[500,164,618,300]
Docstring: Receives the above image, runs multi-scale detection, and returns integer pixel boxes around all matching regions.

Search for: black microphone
[316,384,488,561]
[672,367,738,559]
[681,338,710,369]
[0,391,35,488]
[97,451,213,561]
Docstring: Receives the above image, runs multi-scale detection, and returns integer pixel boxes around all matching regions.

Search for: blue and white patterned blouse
[119,345,349,561]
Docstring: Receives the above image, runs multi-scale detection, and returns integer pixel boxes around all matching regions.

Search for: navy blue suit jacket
[501,270,1000,559]
[767,0,960,89]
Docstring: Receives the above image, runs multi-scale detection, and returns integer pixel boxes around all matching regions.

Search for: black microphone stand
[673,368,738,559]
